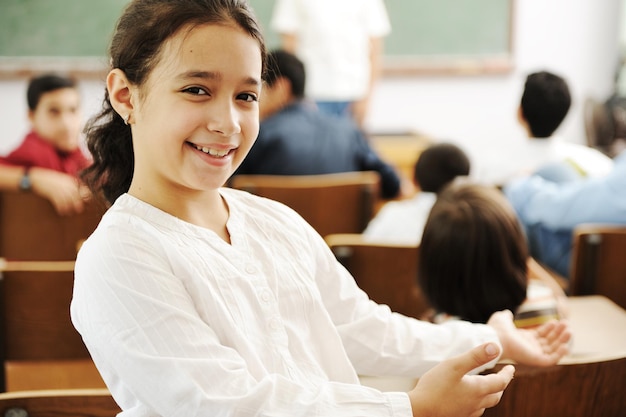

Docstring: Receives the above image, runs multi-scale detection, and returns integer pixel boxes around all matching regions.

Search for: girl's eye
[182,87,208,96]
[238,93,258,102]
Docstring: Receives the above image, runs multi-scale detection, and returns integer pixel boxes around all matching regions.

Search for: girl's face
[29,87,82,153]
[129,23,263,195]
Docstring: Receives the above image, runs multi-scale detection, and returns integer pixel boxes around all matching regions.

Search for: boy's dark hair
[417,182,528,323]
[414,143,470,193]
[520,71,571,138]
[265,49,306,99]
[27,74,77,111]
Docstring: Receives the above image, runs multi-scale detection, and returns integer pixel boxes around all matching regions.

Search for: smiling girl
[70,1,570,416]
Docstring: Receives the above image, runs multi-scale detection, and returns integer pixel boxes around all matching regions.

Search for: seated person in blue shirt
[504,150,626,279]
[233,49,410,199]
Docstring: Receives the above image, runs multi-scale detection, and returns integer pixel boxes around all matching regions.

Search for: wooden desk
[563,295,626,362]
[370,134,432,180]
[359,295,626,391]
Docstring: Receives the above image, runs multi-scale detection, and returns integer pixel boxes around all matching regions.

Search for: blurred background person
[234,49,411,200]
[505,148,626,279]
[0,73,91,215]
[418,181,568,327]
[363,142,470,244]
[269,0,391,126]
[474,71,613,186]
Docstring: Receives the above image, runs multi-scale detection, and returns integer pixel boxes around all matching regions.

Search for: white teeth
[194,144,229,157]
[209,148,229,157]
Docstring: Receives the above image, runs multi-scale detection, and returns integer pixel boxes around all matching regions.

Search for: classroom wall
[367,0,622,151]
[0,0,622,158]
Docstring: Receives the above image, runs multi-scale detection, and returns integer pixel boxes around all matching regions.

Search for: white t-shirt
[71,189,498,417]
[472,136,614,186]
[270,0,391,101]
[363,192,437,245]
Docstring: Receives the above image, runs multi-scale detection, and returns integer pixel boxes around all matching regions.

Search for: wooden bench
[230,172,381,238]
[0,191,106,261]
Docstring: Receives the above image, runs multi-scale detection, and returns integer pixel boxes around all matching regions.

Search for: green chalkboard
[0,0,512,74]
[248,0,512,72]
[0,0,129,57]
[384,0,511,57]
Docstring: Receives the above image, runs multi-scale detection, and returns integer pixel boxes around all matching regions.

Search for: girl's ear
[107,68,134,122]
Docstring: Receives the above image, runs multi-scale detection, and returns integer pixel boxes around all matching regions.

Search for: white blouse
[71,189,498,417]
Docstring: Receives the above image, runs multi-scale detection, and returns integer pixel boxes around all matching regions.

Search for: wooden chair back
[230,172,380,238]
[0,388,120,417]
[0,261,105,392]
[483,355,626,417]
[324,233,429,319]
[569,224,626,309]
[583,97,614,154]
[0,191,106,261]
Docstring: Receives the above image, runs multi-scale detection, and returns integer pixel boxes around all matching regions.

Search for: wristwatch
[19,167,32,191]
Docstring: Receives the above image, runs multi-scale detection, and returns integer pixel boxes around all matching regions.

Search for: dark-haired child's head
[259,49,305,119]
[520,71,571,138]
[414,143,470,193]
[27,74,77,111]
[265,49,306,98]
[417,181,528,323]
[27,73,82,153]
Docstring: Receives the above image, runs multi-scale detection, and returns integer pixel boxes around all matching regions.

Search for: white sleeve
[71,222,414,417]
[307,227,501,377]
[364,0,392,37]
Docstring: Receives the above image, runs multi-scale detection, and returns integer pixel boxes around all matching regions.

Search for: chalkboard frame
[0,0,514,78]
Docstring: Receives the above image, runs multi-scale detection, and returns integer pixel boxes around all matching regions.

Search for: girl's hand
[487,310,571,366]
[408,342,515,417]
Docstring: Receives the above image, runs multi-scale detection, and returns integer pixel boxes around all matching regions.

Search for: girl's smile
[187,141,238,165]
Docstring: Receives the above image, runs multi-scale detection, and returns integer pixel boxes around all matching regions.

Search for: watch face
[20,171,31,191]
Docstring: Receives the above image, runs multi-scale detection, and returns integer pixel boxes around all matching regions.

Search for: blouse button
[269,318,281,331]
[245,264,256,274]
[260,290,271,303]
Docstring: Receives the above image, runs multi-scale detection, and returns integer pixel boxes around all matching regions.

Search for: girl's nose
[207,100,241,136]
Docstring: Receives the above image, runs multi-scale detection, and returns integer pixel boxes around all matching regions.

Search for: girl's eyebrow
[176,70,261,87]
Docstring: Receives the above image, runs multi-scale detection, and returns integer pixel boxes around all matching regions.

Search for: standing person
[269,0,390,125]
[71,1,570,416]
[234,49,408,199]
[0,73,91,215]
[363,142,471,244]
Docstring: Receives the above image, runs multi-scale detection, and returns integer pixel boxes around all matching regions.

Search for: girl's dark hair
[417,181,528,323]
[82,0,266,205]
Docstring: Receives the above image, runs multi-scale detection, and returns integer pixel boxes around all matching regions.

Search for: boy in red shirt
[0,73,91,215]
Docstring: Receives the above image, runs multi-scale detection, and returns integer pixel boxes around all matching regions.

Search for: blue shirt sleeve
[353,130,400,199]
[504,152,626,229]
